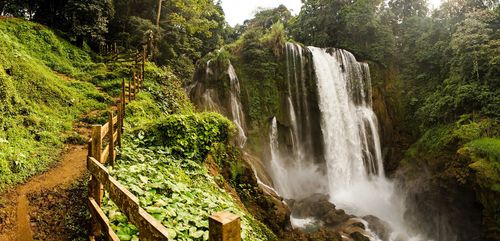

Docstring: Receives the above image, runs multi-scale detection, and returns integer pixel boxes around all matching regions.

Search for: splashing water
[267,44,424,240]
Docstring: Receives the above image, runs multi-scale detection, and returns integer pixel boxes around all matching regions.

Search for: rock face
[350,231,370,241]
[288,194,379,241]
[291,193,352,228]
[363,215,392,241]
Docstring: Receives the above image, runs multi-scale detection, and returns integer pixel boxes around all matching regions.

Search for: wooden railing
[87,52,241,241]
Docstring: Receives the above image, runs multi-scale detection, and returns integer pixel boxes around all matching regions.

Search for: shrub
[137,112,235,162]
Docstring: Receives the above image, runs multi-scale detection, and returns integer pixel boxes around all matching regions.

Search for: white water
[309,46,419,240]
[190,59,247,147]
[266,43,327,200]
[227,63,247,147]
[268,44,423,240]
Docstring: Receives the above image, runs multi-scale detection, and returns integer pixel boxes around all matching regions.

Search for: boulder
[323,209,350,227]
[363,215,393,241]
[349,231,370,241]
[291,193,337,219]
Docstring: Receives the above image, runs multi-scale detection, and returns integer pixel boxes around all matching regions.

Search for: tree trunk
[156,0,162,27]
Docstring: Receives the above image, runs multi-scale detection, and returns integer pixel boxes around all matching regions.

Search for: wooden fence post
[128,78,132,102]
[88,139,100,204]
[108,111,115,166]
[139,63,143,88]
[117,104,122,149]
[209,212,241,241]
[142,46,146,83]
[133,71,137,99]
[121,79,126,133]
[89,126,103,237]
[91,125,104,204]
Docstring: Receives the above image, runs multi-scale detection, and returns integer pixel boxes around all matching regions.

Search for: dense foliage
[286,0,499,134]
[0,19,115,190]
[101,65,276,240]
[108,0,228,80]
[1,0,114,46]
[2,0,227,81]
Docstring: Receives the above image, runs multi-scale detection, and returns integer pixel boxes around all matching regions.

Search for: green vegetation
[466,138,500,162]
[0,19,113,190]
[1,0,499,239]
[101,64,276,241]
[225,21,288,151]
[463,138,500,191]
[138,112,235,162]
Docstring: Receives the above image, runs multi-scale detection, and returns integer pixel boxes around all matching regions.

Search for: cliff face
[368,62,406,174]
[393,121,500,241]
[189,41,498,241]
[371,61,499,241]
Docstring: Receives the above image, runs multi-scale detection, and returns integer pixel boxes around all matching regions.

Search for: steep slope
[99,64,279,240]
[0,18,111,190]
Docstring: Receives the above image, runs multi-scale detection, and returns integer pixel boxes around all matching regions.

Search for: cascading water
[227,63,247,147]
[266,43,327,200]
[268,43,423,240]
[189,59,247,147]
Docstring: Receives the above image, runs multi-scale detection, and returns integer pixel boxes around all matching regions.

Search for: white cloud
[221,0,302,26]
[221,0,443,26]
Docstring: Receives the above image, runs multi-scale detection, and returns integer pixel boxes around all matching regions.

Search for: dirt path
[0,145,87,241]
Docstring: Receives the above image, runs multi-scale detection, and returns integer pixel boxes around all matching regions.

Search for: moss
[401,118,500,239]
[465,138,500,162]
[462,138,500,190]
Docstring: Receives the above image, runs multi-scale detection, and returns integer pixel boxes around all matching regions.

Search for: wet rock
[291,193,336,218]
[285,227,343,241]
[349,231,370,241]
[291,193,356,231]
[352,222,365,229]
[363,215,392,241]
[323,209,350,227]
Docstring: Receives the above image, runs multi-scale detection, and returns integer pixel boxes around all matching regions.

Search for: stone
[349,231,370,241]
[363,215,393,241]
[323,209,350,227]
[291,193,336,218]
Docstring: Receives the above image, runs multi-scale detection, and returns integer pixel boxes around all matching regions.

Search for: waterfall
[309,47,383,191]
[267,43,422,240]
[228,63,247,147]
[266,43,327,200]
[189,59,247,147]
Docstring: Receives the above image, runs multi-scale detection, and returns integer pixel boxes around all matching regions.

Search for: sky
[221,0,443,27]
[221,0,302,26]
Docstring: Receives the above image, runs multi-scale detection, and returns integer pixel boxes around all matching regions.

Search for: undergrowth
[0,18,117,190]
[101,64,276,240]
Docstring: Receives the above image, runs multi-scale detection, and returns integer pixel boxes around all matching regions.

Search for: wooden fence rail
[88,156,169,241]
[87,52,241,241]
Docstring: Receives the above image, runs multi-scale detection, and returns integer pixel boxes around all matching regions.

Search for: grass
[463,138,500,191]
[465,138,500,162]
[0,18,116,191]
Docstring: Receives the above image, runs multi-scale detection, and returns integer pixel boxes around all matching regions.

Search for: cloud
[221,0,302,26]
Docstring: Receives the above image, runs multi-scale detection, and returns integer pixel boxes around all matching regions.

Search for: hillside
[0,18,114,190]
[0,1,498,240]
[0,18,285,241]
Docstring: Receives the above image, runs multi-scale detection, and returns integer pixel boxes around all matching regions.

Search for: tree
[290,0,348,48]
[388,0,428,22]
[450,8,499,85]
[1,0,114,46]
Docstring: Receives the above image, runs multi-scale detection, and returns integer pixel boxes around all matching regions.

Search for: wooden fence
[87,51,241,241]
